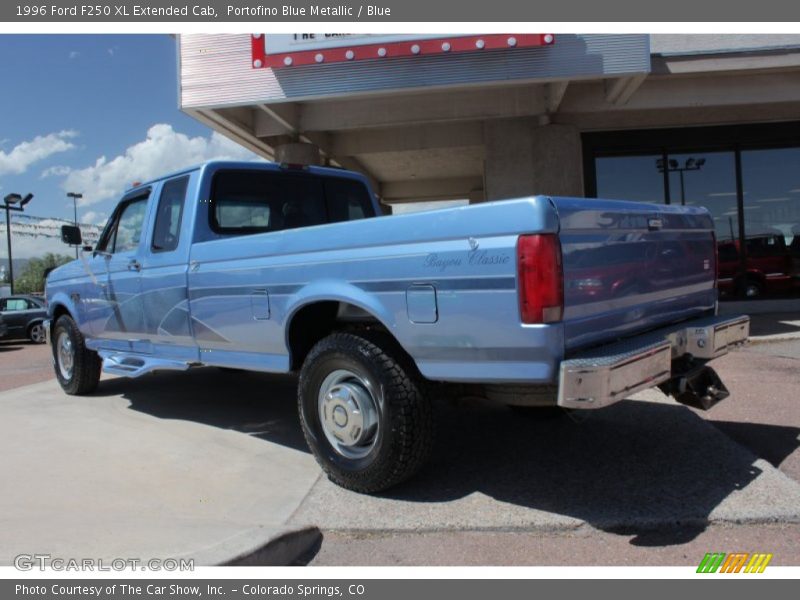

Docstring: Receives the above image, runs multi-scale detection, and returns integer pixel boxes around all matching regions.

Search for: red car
[717,232,798,298]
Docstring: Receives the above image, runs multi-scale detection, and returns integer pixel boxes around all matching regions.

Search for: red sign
[251,34,555,69]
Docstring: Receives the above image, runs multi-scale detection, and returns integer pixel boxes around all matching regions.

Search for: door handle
[127,260,142,272]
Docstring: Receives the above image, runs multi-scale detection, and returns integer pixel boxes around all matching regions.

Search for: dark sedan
[0,295,47,343]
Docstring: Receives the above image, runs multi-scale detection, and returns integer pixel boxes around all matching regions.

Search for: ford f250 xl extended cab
[45,160,749,492]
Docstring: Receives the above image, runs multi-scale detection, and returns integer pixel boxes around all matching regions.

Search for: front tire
[53,315,101,395]
[298,331,433,493]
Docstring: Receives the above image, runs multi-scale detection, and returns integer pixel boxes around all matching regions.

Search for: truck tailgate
[553,197,717,352]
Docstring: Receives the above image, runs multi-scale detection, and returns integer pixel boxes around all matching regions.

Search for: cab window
[152,176,189,252]
[96,195,149,254]
[210,170,374,235]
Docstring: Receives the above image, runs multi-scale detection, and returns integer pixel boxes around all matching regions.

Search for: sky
[0,34,258,258]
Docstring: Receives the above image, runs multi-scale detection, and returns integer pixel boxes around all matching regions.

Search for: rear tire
[53,315,101,395]
[298,331,433,493]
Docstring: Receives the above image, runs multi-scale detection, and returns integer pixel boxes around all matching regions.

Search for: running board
[98,351,191,378]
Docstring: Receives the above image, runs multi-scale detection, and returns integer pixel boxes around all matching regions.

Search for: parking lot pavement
[0,369,321,566]
[302,339,800,565]
[747,312,800,342]
[1,330,798,566]
[0,340,54,391]
[288,378,800,536]
[693,348,800,483]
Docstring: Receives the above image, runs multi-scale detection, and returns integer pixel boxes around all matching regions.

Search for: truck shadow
[747,312,800,337]
[0,341,24,352]
[389,396,799,546]
[96,367,308,453]
[100,368,800,547]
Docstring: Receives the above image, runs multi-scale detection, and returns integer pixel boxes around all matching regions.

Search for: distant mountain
[0,258,28,280]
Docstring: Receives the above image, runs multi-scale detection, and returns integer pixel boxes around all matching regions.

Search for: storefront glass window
[595,154,665,203]
[739,148,800,298]
[666,151,738,243]
[587,123,800,299]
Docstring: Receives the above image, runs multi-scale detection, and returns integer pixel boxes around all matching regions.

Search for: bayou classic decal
[423,255,462,272]
[423,250,511,272]
[469,250,512,266]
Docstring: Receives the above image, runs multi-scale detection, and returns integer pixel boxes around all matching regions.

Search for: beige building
[178,34,800,298]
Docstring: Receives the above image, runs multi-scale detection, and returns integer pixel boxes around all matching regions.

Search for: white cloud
[2,219,78,259]
[69,51,79,59]
[7,234,67,260]
[0,131,78,176]
[41,165,72,178]
[62,124,261,206]
[80,210,108,226]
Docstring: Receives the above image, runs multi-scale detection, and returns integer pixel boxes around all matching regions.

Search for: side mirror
[61,225,82,246]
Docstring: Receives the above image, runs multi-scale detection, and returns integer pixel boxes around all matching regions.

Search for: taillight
[517,234,564,324]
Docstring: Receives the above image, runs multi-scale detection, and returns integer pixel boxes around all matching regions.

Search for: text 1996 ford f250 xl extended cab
[45,161,749,492]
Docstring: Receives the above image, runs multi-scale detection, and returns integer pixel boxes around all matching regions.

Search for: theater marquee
[251,33,556,68]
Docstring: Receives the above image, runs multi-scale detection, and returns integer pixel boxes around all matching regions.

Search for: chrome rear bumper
[558,314,749,409]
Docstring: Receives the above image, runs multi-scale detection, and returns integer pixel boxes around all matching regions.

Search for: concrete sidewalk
[0,371,322,567]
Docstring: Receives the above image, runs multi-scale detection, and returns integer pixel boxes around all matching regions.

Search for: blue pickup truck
[45,161,749,492]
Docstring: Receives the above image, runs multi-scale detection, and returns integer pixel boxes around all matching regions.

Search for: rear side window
[3,299,29,311]
[718,243,738,261]
[746,234,786,257]
[323,177,370,223]
[152,176,189,252]
[211,170,374,234]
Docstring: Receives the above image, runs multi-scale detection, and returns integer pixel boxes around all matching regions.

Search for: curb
[748,333,800,344]
[222,527,323,566]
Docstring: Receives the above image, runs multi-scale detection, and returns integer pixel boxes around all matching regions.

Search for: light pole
[656,157,706,205]
[67,192,83,259]
[3,193,33,295]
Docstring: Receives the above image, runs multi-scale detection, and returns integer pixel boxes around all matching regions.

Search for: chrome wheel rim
[56,332,75,380]
[30,324,45,344]
[318,369,380,459]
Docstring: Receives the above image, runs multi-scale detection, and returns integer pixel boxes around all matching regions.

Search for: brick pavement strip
[0,341,54,392]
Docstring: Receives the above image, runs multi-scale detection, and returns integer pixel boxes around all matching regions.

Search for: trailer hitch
[659,359,730,411]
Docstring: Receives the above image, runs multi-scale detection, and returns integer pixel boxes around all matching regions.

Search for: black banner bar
[2,0,800,22]
[3,579,799,600]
